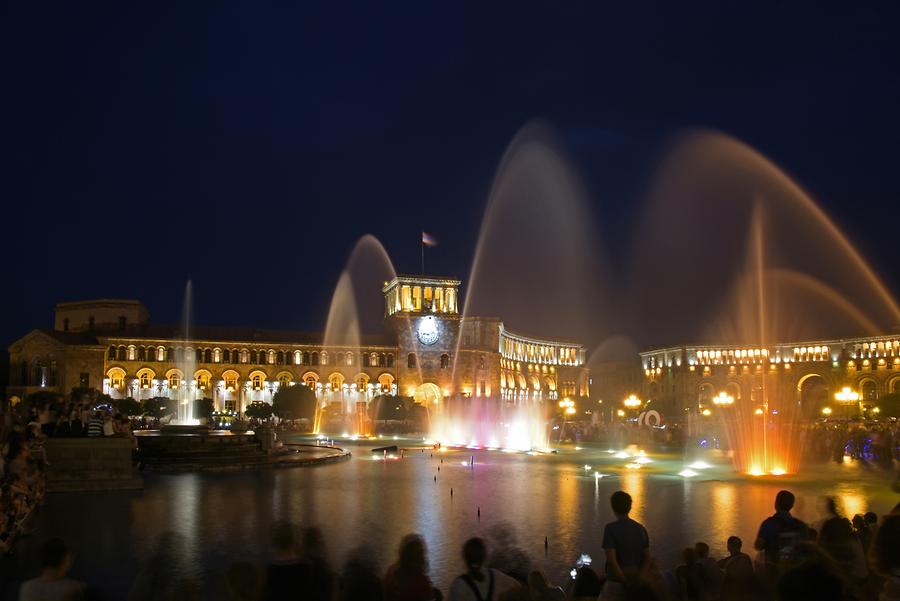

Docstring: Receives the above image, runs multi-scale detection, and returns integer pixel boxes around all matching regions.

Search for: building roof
[96,323,397,348]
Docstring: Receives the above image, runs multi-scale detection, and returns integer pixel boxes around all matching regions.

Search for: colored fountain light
[679,469,699,478]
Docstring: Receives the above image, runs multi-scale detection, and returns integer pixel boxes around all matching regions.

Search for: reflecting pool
[7,442,895,599]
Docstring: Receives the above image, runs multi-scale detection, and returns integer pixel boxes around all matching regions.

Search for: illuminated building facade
[639,336,900,419]
[7,276,589,415]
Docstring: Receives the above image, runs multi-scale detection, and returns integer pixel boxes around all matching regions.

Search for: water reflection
[24,446,894,599]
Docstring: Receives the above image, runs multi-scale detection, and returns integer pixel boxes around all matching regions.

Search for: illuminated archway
[413,382,442,405]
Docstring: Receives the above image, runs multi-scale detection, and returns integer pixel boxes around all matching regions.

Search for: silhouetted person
[776,558,844,601]
[384,534,441,601]
[754,490,808,569]
[448,537,519,601]
[817,497,867,584]
[18,538,84,601]
[601,490,649,601]
[264,521,310,601]
[694,542,722,599]
[675,547,704,601]
[717,536,754,601]
[225,561,264,601]
[526,571,565,601]
[871,515,900,601]
[301,526,334,601]
[570,566,604,601]
[338,545,384,601]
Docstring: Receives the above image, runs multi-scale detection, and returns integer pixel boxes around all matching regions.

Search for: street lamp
[623,394,642,409]
[821,406,832,416]
[713,392,734,406]
[834,386,860,424]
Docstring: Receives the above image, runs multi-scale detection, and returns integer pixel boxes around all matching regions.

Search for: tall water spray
[173,280,199,425]
[317,235,399,435]
[630,131,900,473]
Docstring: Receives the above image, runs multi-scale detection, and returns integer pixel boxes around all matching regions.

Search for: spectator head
[610,490,633,516]
[872,515,900,575]
[775,490,795,512]
[41,538,72,575]
[864,511,878,525]
[777,560,843,601]
[225,561,263,601]
[681,547,697,565]
[694,542,710,558]
[527,570,550,591]
[572,567,603,598]
[269,520,296,555]
[726,536,742,554]
[396,533,428,576]
[851,514,866,531]
[462,537,488,581]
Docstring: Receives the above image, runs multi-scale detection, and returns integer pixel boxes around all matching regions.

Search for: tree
[245,401,273,420]
[194,397,214,420]
[113,397,142,417]
[370,395,411,421]
[142,397,175,419]
[272,385,316,420]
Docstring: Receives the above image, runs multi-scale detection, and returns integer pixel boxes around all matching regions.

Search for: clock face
[417,315,440,346]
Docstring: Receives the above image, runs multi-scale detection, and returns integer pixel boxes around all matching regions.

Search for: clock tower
[382,275,462,400]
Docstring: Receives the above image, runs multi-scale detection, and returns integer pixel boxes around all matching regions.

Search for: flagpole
[421,238,425,275]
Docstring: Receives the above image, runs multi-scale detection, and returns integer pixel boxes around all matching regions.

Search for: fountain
[317,235,400,436]
[629,130,900,474]
[168,280,201,427]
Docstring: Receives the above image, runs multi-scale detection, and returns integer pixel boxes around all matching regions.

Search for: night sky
[3,2,899,350]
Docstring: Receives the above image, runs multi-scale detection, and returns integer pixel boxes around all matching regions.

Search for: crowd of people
[804,422,899,466]
[10,488,900,601]
[0,414,46,555]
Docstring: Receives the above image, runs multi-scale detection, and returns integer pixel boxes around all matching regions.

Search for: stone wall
[44,438,143,492]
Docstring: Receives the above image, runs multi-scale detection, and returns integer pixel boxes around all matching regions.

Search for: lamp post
[834,386,860,425]
[712,392,734,407]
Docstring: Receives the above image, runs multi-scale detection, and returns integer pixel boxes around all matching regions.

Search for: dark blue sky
[2,1,899,347]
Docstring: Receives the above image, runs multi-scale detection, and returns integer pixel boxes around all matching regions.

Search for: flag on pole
[421,231,438,247]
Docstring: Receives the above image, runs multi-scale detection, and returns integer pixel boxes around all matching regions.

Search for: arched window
[311,352,319,366]
[137,347,146,361]
[301,351,309,365]
[305,375,317,389]
[168,372,181,389]
[329,374,343,391]
[363,353,371,367]
[252,375,263,390]
[278,374,291,388]
[258,351,266,365]
[140,373,151,388]
[195,348,202,362]
[346,353,353,366]
[276,351,285,365]
[408,353,417,368]
[321,352,329,366]
[214,348,221,363]
[108,346,116,360]
[441,354,450,369]
[197,373,210,390]
[223,372,238,391]
[479,355,485,370]
[250,350,258,364]
[386,354,394,367]
[268,350,275,365]
[175,348,184,363]
[223,349,231,363]
[356,376,369,391]
[118,346,127,361]
[204,349,212,363]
